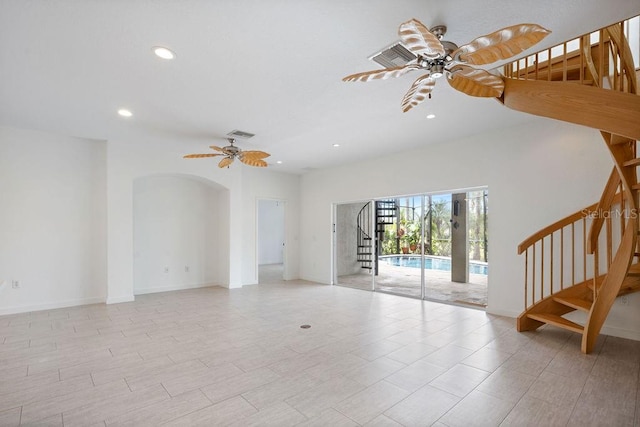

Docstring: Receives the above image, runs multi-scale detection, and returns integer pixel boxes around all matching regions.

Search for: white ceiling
[1,0,639,174]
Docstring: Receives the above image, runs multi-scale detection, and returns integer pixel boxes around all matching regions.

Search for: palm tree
[430,197,451,256]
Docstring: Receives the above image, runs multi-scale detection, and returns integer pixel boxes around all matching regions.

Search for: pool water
[381,256,488,275]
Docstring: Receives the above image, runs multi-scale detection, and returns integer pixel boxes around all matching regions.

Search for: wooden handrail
[606,23,638,94]
[518,200,600,254]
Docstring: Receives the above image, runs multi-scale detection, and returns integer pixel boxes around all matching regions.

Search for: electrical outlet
[11,280,20,289]
[621,295,629,305]
[185,266,189,273]
[164,267,169,274]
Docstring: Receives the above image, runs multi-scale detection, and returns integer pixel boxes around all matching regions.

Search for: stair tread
[623,158,640,167]
[628,264,640,276]
[611,135,633,145]
[553,296,592,312]
[527,313,584,334]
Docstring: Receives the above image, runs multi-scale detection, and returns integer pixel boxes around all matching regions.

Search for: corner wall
[0,126,107,314]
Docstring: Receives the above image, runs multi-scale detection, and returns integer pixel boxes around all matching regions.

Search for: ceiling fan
[343,18,551,112]
[183,138,270,168]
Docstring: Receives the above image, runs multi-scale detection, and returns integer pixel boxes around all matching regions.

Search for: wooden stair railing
[517,194,620,329]
[510,15,640,353]
[499,20,640,141]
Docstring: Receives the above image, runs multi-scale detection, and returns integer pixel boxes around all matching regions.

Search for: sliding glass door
[334,189,489,308]
[375,196,423,298]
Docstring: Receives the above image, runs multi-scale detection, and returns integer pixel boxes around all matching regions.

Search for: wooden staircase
[500,16,640,353]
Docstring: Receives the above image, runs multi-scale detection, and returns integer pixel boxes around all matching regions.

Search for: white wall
[258,200,285,265]
[0,126,107,314]
[300,118,640,340]
[133,175,224,295]
[0,126,301,309]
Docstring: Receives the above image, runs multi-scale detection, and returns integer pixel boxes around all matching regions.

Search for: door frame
[256,198,287,283]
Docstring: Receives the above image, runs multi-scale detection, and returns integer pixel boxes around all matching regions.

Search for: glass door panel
[375,196,423,298]
[465,190,489,307]
[422,193,453,302]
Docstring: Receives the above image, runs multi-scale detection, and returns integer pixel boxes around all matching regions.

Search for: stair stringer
[582,220,636,352]
[581,131,639,353]
[499,79,640,141]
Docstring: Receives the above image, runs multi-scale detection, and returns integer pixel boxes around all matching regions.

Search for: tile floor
[332,256,488,307]
[336,267,488,308]
[0,281,638,426]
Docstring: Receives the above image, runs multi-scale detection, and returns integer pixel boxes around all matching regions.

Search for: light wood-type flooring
[0,281,638,426]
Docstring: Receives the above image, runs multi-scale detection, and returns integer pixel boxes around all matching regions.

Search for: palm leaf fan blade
[241,150,270,160]
[209,145,226,152]
[240,157,268,167]
[342,65,416,82]
[447,65,504,97]
[218,157,234,168]
[398,18,445,58]
[452,23,551,65]
[401,74,435,112]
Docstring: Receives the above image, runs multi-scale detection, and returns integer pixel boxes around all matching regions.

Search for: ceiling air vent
[369,42,417,68]
[227,129,255,139]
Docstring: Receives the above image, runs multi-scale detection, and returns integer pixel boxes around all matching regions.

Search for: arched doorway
[133,174,229,295]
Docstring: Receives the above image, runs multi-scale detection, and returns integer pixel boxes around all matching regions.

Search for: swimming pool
[380,255,488,275]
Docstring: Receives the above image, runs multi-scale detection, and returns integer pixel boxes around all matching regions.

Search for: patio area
[337,261,488,308]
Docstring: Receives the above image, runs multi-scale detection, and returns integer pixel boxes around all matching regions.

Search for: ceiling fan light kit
[343,18,550,112]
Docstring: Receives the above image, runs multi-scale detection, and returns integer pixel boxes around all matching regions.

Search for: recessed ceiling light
[276,160,283,164]
[426,114,436,119]
[118,109,133,117]
[332,143,340,147]
[153,46,176,60]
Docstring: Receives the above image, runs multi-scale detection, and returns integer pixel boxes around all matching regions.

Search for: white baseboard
[106,295,135,304]
[300,275,329,285]
[484,306,520,318]
[0,296,106,316]
[134,282,218,296]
